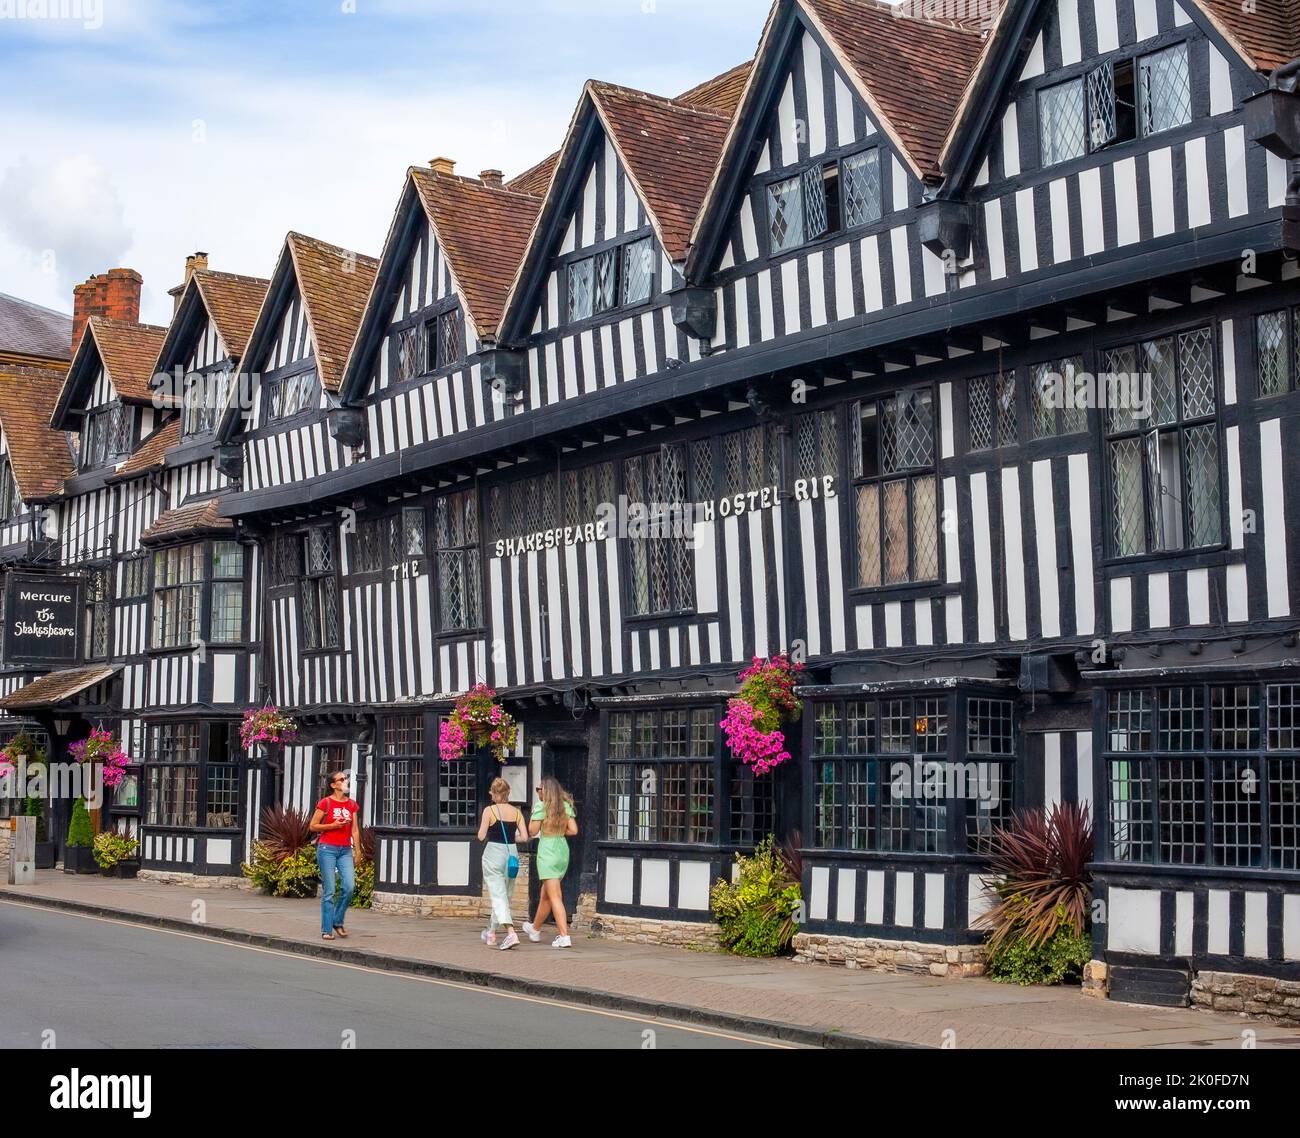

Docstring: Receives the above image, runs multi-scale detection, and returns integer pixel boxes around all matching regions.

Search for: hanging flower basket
[68,727,132,789]
[439,684,518,763]
[721,654,805,776]
[240,706,299,751]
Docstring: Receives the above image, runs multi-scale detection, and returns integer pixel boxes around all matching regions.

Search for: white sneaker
[522,922,541,943]
[552,935,572,949]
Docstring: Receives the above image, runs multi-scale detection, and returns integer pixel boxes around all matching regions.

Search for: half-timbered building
[3,0,1293,1013]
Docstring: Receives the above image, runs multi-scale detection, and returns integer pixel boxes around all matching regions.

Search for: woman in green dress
[522,777,578,948]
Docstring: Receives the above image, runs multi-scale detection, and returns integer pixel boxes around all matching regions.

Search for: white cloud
[0,153,133,292]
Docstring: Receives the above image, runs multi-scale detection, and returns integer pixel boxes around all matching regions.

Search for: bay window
[145,721,240,830]
[1105,684,1300,870]
[150,540,245,648]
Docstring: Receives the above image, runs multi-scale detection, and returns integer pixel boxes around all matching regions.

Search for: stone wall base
[138,869,254,891]
[588,909,721,949]
[0,829,11,867]
[1082,959,1108,999]
[793,932,987,977]
[1191,971,1300,1024]
[373,858,534,922]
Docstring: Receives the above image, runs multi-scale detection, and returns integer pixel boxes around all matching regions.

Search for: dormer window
[766,148,881,256]
[182,369,231,437]
[266,367,318,421]
[81,402,131,469]
[1038,42,1190,167]
[566,235,654,324]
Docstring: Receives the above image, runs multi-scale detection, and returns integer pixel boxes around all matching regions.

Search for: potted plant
[64,797,98,874]
[438,683,518,763]
[720,654,805,775]
[241,806,319,898]
[93,831,140,878]
[239,705,299,750]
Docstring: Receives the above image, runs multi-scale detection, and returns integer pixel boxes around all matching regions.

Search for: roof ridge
[410,165,544,203]
[589,79,733,120]
[194,267,272,287]
[0,292,72,320]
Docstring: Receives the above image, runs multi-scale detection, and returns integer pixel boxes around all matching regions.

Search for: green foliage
[711,835,802,957]
[987,904,1091,986]
[92,830,138,869]
[242,844,319,898]
[67,797,93,848]
[345,858,375,909]
[23,793,47,842]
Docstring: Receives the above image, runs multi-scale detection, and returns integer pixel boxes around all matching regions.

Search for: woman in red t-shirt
[310,771,361,941]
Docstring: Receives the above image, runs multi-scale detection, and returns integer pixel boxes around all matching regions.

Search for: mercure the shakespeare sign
[3,573,82,666]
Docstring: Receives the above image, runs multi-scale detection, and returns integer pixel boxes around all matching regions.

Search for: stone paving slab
[3,872,1299,1050]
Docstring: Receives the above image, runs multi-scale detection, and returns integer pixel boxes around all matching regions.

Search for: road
[0,902,784,1049]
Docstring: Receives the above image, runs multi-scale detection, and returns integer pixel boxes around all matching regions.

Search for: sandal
[334,927,349,938]
[322,932,336,941]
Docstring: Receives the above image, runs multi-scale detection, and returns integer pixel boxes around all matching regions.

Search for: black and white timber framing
[2,0,1299,994]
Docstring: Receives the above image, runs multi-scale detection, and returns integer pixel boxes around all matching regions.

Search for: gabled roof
[938,0,1288,193]
[52,316,169,429]
[285,233,380,394]
[140,497,233,545]
[409,167,542,339]
[496,78,733,342]
[109,419,180,482]
[0,364,74,501]
[687,0,992,276]
[154,268,270,388]
[1197,0,1299,73]
[676,60,754,115]
[507,153,560,197]
[0,292,72,363]
[189,269,271,360]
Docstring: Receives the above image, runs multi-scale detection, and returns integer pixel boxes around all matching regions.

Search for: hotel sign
[3,573,82,666]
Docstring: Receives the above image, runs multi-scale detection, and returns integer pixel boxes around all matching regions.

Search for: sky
[0,0,771,326]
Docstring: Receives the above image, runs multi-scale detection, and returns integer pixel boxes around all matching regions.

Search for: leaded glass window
[852,388,938,588]
[841,149,882,229]
[1139,43,1191,137]
[567,258,594,322]
[1030,355,1088,438]
[968,372,1018,451]
[621,238,654,306]
[1106,325,1222,556]
[767,175,804,254]
[299,525,340,650]
[624,444,694,616]
[1039,78,1086,166]
[434,488,482,631]
[380,715,425,828]
[1256,307,1299,397]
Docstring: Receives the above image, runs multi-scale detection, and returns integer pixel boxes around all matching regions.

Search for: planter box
[34,842,55,870]
[63,846,98,875]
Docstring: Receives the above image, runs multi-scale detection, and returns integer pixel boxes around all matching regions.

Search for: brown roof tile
[0,364,74,500]
[800,0,990,177]
[590,82,733,261]
[676,60,754,116]
[506,153,560,197]
[1198,0,1299,72]
[191,269,270,359]
[285,233,379,393]
[140,498,233,545]
[87,317,169,403]
[410,168,542,338]
[111,419,180,481]
[0,664,119,711]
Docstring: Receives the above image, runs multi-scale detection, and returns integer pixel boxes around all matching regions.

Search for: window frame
[79,401,132,470]
[559,232,657,328]
[621,443,697,619]
[1101,683,1299,872]
[1255,305,1300,399]
[263,364,319,423]
[1102,323,1224,561]
[0,458,21,522]
[297,524,342,653]
[144,720,243,832]
[432,488,483,634]
[762,144,883,259]
[181,365,232,438]
[849,385,941,591]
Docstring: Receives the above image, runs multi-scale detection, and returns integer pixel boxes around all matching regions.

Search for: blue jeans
[317,844,354,934]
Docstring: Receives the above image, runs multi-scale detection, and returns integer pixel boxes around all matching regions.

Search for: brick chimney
[72,268,143,353]
[167,251,209,314]
[480,169,503,188]
[429,157,456,176]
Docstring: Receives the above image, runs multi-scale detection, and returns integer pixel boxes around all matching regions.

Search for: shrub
[711,834,803,957]
[336,827,376,909]
[93,830,139,870]
[975,802,1094,953]
[988,911,1092,985]
[244,845,319,898]
[67,798,93,848]
[241,806,319,898]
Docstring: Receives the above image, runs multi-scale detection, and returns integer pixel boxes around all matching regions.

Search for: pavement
[4,871,1300,1049]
